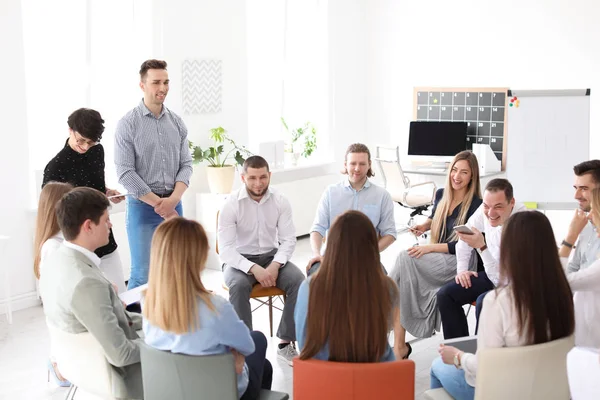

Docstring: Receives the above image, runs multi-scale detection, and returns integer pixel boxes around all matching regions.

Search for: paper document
[108,193,132,199]
[119,283,147,306]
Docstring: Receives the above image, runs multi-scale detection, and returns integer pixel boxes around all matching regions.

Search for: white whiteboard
[506,89,590,205]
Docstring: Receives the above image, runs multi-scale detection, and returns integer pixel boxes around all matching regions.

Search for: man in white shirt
[437,179,526,339]
[218,156,305,366]
[558,160,600,348]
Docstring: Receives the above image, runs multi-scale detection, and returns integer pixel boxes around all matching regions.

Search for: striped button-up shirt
[114,99,193,198]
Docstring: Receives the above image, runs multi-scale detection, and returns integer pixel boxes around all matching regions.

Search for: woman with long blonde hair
[34,182,74,280]
[34,181,73,387]
[389,150,482,347]
[295,210,404,362]
[143,218,272,400]
[564,186,600,348]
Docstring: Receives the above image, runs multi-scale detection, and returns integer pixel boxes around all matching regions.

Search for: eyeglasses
[72,131,99,147]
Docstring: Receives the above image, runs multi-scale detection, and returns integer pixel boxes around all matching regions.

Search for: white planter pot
[206,165,236,194]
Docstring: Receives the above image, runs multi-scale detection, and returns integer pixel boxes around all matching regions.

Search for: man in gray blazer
[40,187,143,399]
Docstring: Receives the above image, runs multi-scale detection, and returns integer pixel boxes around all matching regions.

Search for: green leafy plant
[190,127,252,167]
[281,118,317,158]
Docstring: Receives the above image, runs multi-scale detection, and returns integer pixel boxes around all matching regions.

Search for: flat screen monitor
[408,121,468,157]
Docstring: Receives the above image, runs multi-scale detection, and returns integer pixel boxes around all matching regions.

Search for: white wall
[366,0,600,160]
[0,0,38,313]
[152,0,249,219]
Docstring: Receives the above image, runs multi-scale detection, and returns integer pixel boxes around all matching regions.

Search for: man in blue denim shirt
[307,143,397,275]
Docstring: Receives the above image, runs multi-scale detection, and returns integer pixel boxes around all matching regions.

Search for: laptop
[442,335,478,354]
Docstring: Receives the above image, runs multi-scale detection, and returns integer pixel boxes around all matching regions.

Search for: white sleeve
[273,195,296,265]
[461,290,506,377]
[565,258,600,292]
[39,238,62,277]
[456,205,485,274]
[217,198,254,273]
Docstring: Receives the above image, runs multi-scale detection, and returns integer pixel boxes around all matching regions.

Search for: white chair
[374,146,436,227]
[567,346,600,400]
[424,335,574,400]
[47,323,117,400]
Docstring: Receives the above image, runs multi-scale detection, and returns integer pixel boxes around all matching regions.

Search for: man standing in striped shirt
[115,59,193,290]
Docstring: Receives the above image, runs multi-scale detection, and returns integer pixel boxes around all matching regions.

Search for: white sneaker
[277,343,298,366]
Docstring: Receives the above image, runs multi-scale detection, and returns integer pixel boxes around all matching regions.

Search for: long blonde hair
[33,182,73,279]
[591,187,600,224]
[430,151,482,244]
[143,217,214,334]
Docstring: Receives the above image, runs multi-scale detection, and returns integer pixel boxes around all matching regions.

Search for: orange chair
[294,358,415,400]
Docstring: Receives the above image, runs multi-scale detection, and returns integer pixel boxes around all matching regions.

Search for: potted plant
[190,126,252,194]
[281,118,317,166]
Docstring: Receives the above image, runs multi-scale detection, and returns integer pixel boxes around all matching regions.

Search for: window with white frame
[247,0,330,165]
[22,0,153,198]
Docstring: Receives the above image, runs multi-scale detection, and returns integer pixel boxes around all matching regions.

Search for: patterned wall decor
[182,59,222,114]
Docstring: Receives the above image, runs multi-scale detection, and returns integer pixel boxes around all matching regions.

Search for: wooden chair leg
[268,296,274,337]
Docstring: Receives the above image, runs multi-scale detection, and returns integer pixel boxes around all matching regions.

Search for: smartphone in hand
[453,225,474,235]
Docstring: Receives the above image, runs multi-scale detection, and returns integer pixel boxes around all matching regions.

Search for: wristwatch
[478,244,488,254]
[453,352,462,369]
[561,240,574,249]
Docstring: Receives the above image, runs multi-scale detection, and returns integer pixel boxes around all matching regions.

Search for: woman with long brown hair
[143,218,272,399]
[33,181,73,387]
[430,211,575,399]
[390,150,482,346]
[295,210,406,362]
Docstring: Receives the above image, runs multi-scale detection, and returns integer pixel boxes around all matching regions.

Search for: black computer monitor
[408,121,468,157]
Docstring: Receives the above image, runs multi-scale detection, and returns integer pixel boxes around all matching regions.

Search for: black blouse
[42,141,117,258]
[429,188,482,255]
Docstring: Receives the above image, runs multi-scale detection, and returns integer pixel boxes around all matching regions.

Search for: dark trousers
[437,271,494,339]
[223,249,305,341]
[307,261,388,277]
[241,331,273,400]
[474,290,490,334]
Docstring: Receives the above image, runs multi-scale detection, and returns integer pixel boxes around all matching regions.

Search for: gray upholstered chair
[139,343,289,400]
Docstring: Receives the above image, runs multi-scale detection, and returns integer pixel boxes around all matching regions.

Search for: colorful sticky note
[524,202,538,209]
[433,98,438,104]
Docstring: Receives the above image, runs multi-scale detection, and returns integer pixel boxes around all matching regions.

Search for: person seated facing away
[295,210,408,361]
[558,161,600,348]
[143,218,273,400]
[43,108,126,293]
[307,143,397,276]
[218,155,305,366]
[39,187,143,400]
[437,178,526,339]
[390,150,482,344]
[33,182,73,387]
[430,211,575,400]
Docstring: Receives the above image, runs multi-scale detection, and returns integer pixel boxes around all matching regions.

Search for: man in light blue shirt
[307,143,397,275]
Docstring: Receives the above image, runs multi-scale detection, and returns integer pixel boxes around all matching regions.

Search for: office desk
[401,167,504,178]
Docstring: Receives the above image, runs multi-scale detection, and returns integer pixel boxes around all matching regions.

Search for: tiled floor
[3,205,572,399]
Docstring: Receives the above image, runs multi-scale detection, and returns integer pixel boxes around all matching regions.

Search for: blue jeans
[126,197,183,289]
[430,357,475,400]
[242,331,273,400]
